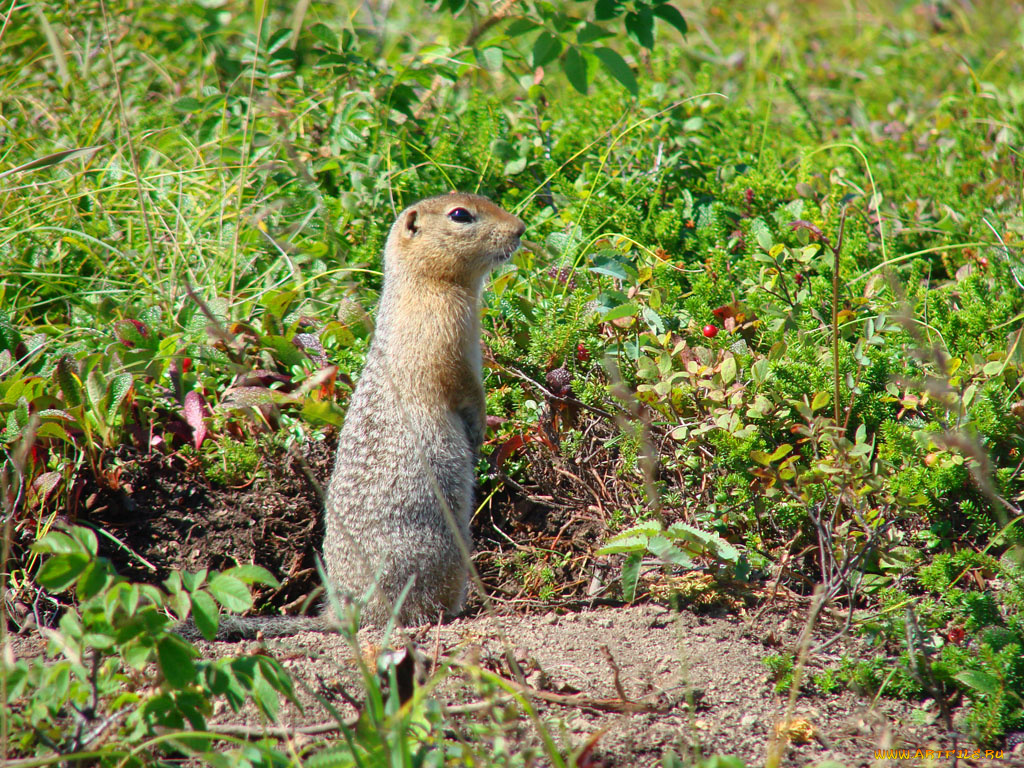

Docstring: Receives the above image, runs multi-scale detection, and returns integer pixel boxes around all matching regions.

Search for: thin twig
[599,644,628,702]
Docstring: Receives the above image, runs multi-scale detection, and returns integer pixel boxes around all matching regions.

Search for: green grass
[4,0,1024,763]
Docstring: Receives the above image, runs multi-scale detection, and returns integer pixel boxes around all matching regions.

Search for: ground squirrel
[182,192,525,639]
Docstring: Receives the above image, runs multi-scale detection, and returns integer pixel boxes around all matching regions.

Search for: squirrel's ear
[401,208,419,238]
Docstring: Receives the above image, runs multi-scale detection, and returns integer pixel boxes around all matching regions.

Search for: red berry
[703,324,719,338]
[978,257,988,268]
[576,343,590,363]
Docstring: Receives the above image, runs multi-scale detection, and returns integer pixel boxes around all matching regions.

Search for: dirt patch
[6,446,1017,766]
[7,602,1009,767]
[73,441,334,611]
[154,604,987,768]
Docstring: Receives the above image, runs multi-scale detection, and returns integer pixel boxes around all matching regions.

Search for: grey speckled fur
[321,344,473,625]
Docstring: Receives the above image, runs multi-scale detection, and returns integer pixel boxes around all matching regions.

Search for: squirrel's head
[385,193,526,286]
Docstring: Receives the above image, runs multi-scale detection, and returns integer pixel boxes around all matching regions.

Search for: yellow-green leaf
[811,391,830,412]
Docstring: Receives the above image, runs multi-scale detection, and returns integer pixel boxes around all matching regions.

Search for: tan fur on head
[386,193,525,287]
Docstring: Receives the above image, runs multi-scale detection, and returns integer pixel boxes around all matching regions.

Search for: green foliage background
[3,0,1024,762]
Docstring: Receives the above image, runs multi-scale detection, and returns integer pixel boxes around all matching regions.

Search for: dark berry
[546,367,573,397]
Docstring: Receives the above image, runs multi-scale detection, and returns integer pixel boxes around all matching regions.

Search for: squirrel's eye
[447,207,476,223]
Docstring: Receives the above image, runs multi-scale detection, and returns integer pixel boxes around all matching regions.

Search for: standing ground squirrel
[322,192,525,625]
[181,192,524,639]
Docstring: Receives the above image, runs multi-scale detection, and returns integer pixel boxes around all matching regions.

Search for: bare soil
[8,442,1018,767]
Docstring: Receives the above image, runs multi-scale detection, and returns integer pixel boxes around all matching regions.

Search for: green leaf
[261,334,307,368]
[621,551,641,602]
[611,521,663,540]
[603,303,639,322]
[256,656,298,703]
[666,523,740,563]
[504,156,527,176]
[0,313,23,354]
[224,564,281,588]
[106,373,133,423]
[190,591,220,641]
[156,635,198,688]
[811,391,830,412]
[81,631,115,650]
[577,21,612,44]
[308,23,338,48]
[593,47,638,95]
[32,530,78,555]
[267,28,291,55]
[652,3,688,36]
[531,31,562,68]
[114,319,148,348]
[589,254,634,281]
[76,560,111,601]
[262,289,298,322]
[475,46,503,72]
[219,386,298,410]
[504,18,537,37]
[564,47,588,94]
[641,306,666,334]
[37,553,90,592]
[55,356,82,408]
[954,670,1001,695]
[752,358,771,385]
[625,8,655,49]
[647,535,693,567]
[251,665,281,720]
[0,145,103,182]
[68,526,98,555]
[173,97,202,113]
[598,533,649,555]
[85,368,106,413]
[208,573,253,613]
[982,360,1003,375]
[301,398,347,427]
[720,355,737,384]
[594,0,619,21]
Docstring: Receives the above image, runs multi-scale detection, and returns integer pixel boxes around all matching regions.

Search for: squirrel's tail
[174,613,330,641]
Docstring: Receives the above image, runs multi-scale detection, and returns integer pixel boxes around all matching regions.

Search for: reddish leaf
[184,391,208,450]
[293,332,326,367]
[493,434,528,470]
[30,471,62,508]
[114,319,147,348]
[575,728,607,768]
[711,302,758,336]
